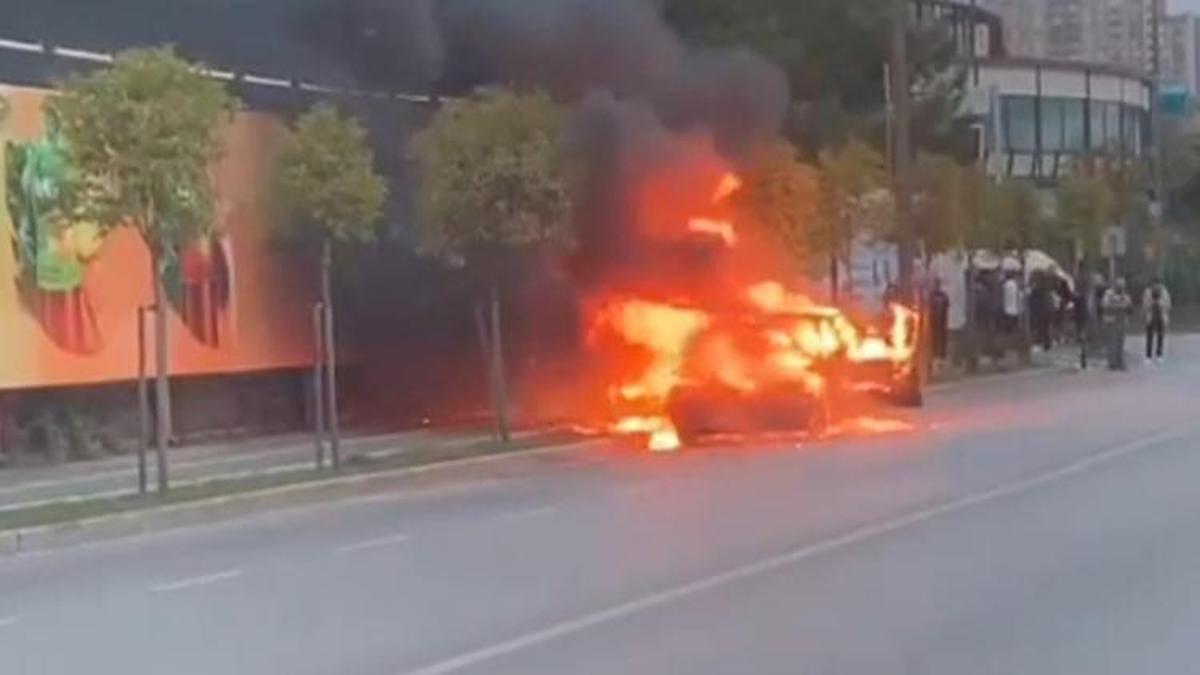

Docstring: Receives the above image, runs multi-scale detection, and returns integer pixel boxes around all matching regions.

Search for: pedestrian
[1142,277,1172,363]
[1101,277,1133,371]
[1072,284,1090,369]
[1028,272,1052,352]
[1001,271,1022,355]
[930,278,950,365]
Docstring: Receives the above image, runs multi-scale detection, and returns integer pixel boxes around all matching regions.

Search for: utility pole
[1150,0,1168,277]
[891,0,917,302]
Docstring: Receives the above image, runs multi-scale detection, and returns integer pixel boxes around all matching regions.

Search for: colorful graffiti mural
[0,85,318,390]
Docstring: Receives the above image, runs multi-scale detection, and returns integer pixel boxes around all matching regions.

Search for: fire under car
[666,307,920,445]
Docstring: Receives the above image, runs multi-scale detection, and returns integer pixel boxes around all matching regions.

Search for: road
[1,337,1198,674]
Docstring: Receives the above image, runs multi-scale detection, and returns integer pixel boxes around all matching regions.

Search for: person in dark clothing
[1142,279,1172,363]
[1071,284,1090,369]
[1028,273,1053,352]
[929,279,950,362]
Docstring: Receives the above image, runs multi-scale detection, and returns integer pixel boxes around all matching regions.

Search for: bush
[19,402,118,462]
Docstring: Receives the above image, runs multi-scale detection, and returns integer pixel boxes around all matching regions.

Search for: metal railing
[0,35,438,105]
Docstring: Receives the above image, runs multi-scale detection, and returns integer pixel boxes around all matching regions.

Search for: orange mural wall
[0,84,318,390]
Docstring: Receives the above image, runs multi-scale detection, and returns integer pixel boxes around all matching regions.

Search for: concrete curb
[0,437,604,556]
[926,361,1073,393]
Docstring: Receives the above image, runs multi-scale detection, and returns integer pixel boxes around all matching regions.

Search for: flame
[587,170,919,450]
[687,217,739,246]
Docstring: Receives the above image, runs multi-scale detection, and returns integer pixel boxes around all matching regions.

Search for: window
[1041,98,1065,151]
[1123,106,1143,155]
[1062,99,1085,151]
[1002,96,1037,152]
[1104,102,1121,149]
[1088,101,1106,151]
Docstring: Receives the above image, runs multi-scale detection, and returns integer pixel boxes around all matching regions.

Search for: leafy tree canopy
[274,103,387,244]
[662,0,965,154]
[48,47,236,255]
[732,138,822,266]
[410,90,574,268]
[913,153,966,256]
[1056,173,1114,259]
[814,137,891,258]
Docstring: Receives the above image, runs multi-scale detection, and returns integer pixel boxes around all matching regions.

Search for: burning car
[591,282,919,450]
[582,165,919,451]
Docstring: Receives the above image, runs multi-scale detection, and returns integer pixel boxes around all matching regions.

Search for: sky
[1174,0,1200,14]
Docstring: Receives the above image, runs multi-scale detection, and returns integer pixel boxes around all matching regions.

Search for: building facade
[981,0,1166,76]
[965,58,1152,181]
[1162,13,1200,95]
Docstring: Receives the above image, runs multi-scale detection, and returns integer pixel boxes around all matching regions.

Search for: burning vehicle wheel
[668,383,829,445]
[888,366,924,408]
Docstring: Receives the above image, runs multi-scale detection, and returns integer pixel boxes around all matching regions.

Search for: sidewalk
[0,428,512,513]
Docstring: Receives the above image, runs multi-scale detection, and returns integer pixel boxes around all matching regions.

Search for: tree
[662,0,966,156]
[1056,173,1114,273]
[814,138,890,298]
[410,90,573,443]
[274,103,387,470]
[731,138,823,272]
[913,153,967,260]
[50,48,236,492]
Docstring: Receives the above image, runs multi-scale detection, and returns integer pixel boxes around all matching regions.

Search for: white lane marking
[148,568,244,593]
[618,483,659,498]
[337,533,411,554]
[399,430,1185,675]
[0,616,18,628]
[494,506,558,522]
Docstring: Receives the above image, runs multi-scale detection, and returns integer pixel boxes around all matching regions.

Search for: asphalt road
[1,337,1198,675]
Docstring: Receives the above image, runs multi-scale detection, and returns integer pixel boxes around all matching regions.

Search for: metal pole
[136,305,149,495]
[312,302,326,469]
[322,241,341,471]
[1150,0,1168,277]
[891,0,917,301]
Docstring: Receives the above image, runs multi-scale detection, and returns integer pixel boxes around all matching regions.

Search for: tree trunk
[321,238,341,470]
[965,251,979,373]
[151,251,171,493]
[829,252,839,304]
[489,283,512,444]
[312,302,327,469]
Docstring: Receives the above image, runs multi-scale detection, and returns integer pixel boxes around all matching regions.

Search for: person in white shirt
[1001,273,1021,336]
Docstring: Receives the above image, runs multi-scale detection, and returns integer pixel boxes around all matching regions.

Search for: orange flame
[589,170,919,450]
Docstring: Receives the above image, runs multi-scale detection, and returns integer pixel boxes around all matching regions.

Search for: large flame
[587,170,917,451]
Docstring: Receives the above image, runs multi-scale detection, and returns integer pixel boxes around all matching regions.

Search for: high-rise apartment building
[980,0,1166,75]
[1162,13,1200,95]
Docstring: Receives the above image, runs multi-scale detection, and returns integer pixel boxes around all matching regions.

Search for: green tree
[732,138,823,272]
[662,0,966,156]
[50,48,236,492]
[410,90,573,443]
[274,103,387,470]
[913,153,967,260]
[815,138,890,298]
[1055,173,1114,272]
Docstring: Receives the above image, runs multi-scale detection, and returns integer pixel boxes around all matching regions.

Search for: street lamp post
[136,305,150,495]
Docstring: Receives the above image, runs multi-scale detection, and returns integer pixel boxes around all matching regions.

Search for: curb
[926,361,1073,393]
[0,437,604,557]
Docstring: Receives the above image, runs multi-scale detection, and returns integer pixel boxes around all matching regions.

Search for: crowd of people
[927,269,1173,372]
